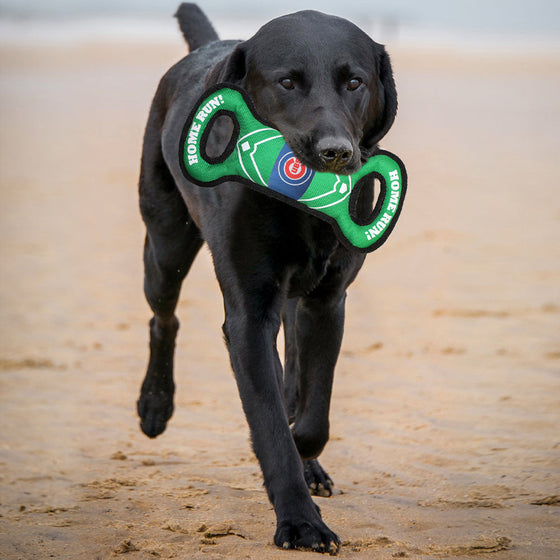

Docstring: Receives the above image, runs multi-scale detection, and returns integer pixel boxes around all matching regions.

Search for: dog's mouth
[200,112,362,181]
[284,131,363,175]
[286,140,362,176]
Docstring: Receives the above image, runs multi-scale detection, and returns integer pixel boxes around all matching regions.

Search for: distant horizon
[1,0,560,34]
[1,0,559,53]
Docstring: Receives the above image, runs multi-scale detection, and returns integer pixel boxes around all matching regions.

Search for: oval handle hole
[200,110,240,164]
[349,174,383,226]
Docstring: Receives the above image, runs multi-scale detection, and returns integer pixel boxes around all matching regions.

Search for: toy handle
[318,151,406,252]
[180,87,267,185]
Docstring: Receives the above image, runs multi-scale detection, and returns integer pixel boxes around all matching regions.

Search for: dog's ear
[205,42,248,86]
[362,44,398,150]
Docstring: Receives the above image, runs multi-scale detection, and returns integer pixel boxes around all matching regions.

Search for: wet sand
[0,32,559,560]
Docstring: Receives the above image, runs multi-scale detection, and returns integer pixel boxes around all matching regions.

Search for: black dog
[137,3,397,553]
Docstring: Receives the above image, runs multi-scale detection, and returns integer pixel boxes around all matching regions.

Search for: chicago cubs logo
[277,151,314,187]
[268,143,316,200]
[284,156,307,181]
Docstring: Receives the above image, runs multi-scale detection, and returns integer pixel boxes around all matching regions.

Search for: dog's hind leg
[138,220,202,438]
[137,104,203,438]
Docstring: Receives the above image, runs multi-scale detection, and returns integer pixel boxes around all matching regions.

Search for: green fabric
[179,84,407,253]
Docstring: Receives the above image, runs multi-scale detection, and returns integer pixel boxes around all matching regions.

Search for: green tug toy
[179,84,407,253]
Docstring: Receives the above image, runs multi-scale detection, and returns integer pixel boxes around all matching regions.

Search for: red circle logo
[283,157,307,180]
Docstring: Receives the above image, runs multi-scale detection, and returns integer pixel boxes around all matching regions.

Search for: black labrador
[137,3,397,553]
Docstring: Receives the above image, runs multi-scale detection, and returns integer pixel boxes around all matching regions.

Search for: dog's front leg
[291,290,346,461]
[221,288,340,553]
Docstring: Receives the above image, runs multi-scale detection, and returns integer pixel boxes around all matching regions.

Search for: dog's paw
[137,388,174,438]
[274,517,340,555]
[304,459,334,497]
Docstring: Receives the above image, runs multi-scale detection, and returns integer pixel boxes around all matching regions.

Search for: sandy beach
[0,20,559,560]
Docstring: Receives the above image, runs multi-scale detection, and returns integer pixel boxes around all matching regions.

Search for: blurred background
[1,0,560,50]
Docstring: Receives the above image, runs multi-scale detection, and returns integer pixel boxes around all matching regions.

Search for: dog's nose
[317,137,353,170]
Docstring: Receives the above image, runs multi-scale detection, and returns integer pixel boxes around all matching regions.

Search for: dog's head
[209,10,397,175]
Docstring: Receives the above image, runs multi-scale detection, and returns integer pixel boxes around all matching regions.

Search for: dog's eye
[279,78,295,90]
[346,78,363,91]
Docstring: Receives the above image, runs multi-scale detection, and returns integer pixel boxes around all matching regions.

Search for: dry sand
[0,32,559,560]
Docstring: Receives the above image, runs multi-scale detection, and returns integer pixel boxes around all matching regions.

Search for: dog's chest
[284,220,342,298]
[287,255,330,297]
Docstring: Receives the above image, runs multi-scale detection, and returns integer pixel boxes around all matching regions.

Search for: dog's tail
[175,3,219,52]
